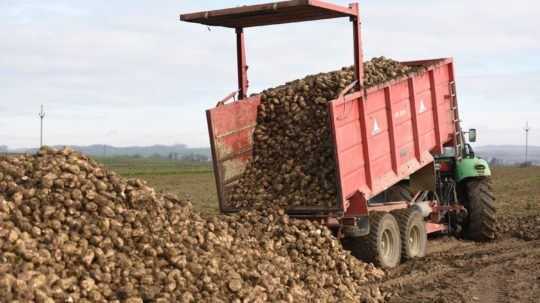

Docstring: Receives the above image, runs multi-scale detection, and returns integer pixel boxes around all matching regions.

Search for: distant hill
[6,144,211,159]
[3,144,538,165]
[475,145,540,165]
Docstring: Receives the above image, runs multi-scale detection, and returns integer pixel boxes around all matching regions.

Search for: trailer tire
[463,178,497,241]
[391,208,427,260]
[344,212,401,268]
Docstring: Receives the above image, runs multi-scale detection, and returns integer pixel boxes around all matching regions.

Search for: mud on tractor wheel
[463,178,497,241]
[343,212,402,268]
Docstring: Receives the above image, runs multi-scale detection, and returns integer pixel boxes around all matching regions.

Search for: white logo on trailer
[419,99,427,113]
[372,118,381,135]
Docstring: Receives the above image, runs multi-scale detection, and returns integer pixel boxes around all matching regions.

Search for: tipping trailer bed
[182,1,458,219]
[206,59,456,217]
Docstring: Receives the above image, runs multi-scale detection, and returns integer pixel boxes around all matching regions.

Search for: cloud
[0,0,539,148]
[2,1,89,24]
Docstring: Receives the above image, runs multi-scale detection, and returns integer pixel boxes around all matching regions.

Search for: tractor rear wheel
[463,178,497,241]
[343,212,401,268]
[391,208,427,260]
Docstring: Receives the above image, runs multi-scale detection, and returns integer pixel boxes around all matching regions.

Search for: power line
[524,122,531,165]
[39,105,46,147]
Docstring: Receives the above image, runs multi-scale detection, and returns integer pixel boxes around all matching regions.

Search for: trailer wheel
[391,208,427,260]
[344,212,401,268]
[463,178,497,241]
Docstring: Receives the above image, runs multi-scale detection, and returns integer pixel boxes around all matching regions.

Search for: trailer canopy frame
[180,0,364,100]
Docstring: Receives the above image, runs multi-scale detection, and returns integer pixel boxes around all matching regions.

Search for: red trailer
[181,0,496,268]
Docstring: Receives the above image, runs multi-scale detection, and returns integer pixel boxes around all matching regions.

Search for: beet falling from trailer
[227,57,418,209]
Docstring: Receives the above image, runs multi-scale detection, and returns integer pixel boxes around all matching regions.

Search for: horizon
[1,0,539,148]
[3,143,538,165]
[3,143,540,151]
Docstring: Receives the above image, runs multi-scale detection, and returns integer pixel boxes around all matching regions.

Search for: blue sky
[1,0,539,148]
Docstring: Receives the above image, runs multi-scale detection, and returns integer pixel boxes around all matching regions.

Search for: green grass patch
[98,156,218,214]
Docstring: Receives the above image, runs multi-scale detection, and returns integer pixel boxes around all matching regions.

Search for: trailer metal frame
[181,0,365,99]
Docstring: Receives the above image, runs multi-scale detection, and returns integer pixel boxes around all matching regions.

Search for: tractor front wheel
[463,178,497,241]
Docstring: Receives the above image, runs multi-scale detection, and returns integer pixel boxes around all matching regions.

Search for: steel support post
[236,28,249,99]
[350,3,364,91]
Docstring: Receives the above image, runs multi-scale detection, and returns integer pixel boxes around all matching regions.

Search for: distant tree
[149,153,163,159]
[489,157,504,166]
[181,154,209,162]
[0,145,7,153]
[167,152,181,161]
[519,161,533,168]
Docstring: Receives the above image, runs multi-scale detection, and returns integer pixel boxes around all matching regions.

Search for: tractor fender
[456,157,491,183]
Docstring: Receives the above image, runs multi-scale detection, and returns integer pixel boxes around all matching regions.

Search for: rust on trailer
[206,95,260,212]
[180,0,357,28]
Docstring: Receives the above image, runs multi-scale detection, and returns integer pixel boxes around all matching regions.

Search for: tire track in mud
[361,237,540,303]
[387,239,539,286]
[494,252,540,303]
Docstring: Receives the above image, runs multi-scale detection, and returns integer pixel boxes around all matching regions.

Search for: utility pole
[39,105,46,147]
[524,122,530,165]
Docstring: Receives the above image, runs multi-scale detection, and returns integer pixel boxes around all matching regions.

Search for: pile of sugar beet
[0,148,385,302]
[0,57,417,302]
[228,57,420,209]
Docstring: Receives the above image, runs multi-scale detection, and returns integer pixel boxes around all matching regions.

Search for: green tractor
[436,128,496,241]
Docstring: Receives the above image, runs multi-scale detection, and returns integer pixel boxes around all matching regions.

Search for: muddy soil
[359,215,540,303]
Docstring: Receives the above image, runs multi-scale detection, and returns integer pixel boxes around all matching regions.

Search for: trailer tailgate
[206,96,260,212]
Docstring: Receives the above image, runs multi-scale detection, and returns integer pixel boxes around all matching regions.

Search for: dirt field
[107,160,540,302]
[379,227,540,302]
[375,166,540,303]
